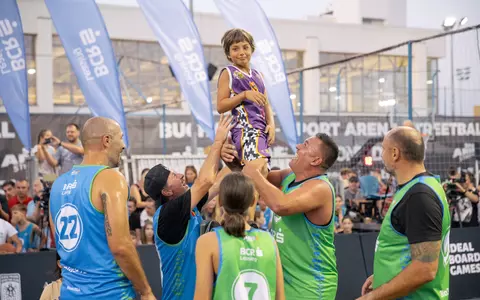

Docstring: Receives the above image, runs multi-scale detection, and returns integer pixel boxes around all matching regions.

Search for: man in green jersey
[359,126,450,300]
[222,133,340,299]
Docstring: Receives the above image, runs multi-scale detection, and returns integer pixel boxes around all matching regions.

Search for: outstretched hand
[214,114,236,144]
[221,136,238,163]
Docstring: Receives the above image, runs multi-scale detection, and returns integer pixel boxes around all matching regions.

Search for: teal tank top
[153,203,203,299]
[49,165,135,299]
[16,223,34,252]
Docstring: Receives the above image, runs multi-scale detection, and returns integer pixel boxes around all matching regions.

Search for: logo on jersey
[442,228,451,266]
[62,180,78,195]
[273,215,281,223]
[232,270,270,300]
[270,227,284,244]
[55,203,83,252]
[240,247,264,262]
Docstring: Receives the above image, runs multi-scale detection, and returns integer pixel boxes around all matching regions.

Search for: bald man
[359,126,450,300]
[49,117,155,300]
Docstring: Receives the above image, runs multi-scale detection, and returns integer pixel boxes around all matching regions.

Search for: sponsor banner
[0,0,31,150]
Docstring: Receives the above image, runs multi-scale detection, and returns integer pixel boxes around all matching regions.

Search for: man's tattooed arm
[411,241,441,263]
[101,193,112,236]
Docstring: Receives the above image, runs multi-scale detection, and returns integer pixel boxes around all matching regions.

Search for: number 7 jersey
[213,227,277,300]
[50,165,135,299]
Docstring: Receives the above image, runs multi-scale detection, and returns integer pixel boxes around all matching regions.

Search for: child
[217,28,276,172]
[11,204,45,252]
[194,172,284,299]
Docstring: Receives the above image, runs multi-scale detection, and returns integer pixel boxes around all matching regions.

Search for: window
[317,52,409,113]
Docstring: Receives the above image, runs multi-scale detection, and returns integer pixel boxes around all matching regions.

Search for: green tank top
[373,175,451,299]
[213,227,277,300]
[271,173,338,299]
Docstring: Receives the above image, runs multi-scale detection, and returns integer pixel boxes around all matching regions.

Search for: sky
[97,0,480,30]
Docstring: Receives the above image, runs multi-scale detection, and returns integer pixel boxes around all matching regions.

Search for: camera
[34,180,51,211]
[445,172,466,202]
[43,138,52,145]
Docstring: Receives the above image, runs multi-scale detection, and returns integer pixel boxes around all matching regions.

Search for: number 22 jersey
[50,165,135,299]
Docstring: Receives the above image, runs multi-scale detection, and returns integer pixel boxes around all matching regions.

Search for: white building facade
[5,0,448,117]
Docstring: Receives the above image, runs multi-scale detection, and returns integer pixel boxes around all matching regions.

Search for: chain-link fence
[286,24,480,181]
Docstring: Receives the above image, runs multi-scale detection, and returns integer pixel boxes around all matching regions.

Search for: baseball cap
[144,164,171,204]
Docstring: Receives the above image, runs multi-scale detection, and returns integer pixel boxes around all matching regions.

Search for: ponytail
[221,212,246,238]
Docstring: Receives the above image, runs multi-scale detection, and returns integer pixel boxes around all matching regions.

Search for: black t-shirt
[391,173,443,244]
[129,211,141,231]
[156,190,209,245]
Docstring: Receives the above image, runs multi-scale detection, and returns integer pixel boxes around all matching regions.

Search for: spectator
[0,193,8,220]
[201,196,218,221]
[7,180,33,212]
[344,176,364,221]
[130,168,150,211]
[184,165,198,188]
[140,198,155,228]
[2,181,17,201]
[334,195,345,232]
[43,123,84,175]
[27,178,45,223]
[450,172,479,227]
[0,217,22,253]
[339,217,353,234]
[10,204,45,252]
[130,231,138,246]
[254,209,265,230]
[39,252,62,300]
[128,197,141,243]
[141,220,154,245]
[257,196,272,230]
[340,168,353,188]
[33,129,57,177]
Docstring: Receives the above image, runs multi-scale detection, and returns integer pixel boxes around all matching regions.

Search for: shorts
[231,127,271,167]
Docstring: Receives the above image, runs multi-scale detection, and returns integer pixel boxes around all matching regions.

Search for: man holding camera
[43,123,84,176]
[143,115,233,300]
[444,171,479,228]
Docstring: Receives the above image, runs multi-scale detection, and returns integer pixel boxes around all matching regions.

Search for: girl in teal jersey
[194,172,285,300]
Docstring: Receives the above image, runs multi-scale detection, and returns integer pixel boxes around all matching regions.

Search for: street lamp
[442,16,468,116]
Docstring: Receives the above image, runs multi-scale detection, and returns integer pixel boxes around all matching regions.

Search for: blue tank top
[153,203,203,299]
[16,223,34,252]
[49,165,135,299]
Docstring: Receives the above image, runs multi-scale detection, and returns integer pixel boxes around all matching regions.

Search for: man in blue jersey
[49,117,155,299]
[144,115,234,300]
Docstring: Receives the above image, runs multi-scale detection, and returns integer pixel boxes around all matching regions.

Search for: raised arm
[190,114,235,210]
[244,159,330,216]
[43,145,59,168]
[94,169,153,298]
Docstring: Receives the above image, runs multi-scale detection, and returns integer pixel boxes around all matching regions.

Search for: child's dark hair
[221,29,255,62]
[219,172,255,237]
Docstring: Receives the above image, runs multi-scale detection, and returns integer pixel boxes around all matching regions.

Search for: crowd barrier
[1,227,479,300]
